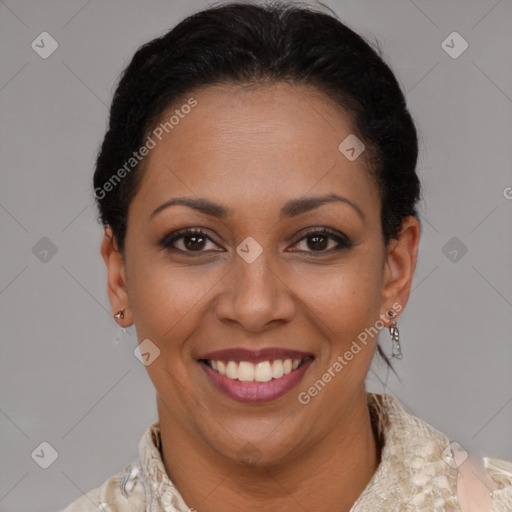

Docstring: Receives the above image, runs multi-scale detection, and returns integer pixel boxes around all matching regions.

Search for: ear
[101,226,132,327]
[380,216,421,324]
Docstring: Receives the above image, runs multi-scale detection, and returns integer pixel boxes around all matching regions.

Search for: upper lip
[198,348,314,364]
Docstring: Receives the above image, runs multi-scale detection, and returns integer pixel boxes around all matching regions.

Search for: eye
[159,227,354,255]
[159,227,222,254]
[289,228,353,254]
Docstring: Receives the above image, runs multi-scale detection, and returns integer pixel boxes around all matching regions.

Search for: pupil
[308,235,327,251]
[185,235,205,250]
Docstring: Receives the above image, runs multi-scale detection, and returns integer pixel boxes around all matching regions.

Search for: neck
[157,390,380,512]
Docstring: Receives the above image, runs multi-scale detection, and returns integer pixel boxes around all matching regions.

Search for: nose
[214,247,296,332]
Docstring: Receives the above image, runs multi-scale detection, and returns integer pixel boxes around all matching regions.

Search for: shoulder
[364,393,512,511]
[61,461,146,512]
[481,456,512,511]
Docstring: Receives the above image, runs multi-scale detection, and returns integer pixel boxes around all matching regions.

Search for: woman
[63,2,512,511]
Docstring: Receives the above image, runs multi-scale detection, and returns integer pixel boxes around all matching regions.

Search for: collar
[351,393,459,510]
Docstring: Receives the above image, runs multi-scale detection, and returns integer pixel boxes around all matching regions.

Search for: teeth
[226,361,238,379]
[254,361,272,382]
[207,358,305,382]
[271,359,284,379]
[238,361,254,381]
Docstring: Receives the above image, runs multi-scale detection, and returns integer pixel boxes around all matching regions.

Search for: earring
[387,310,402,359]
[114,309,125,320]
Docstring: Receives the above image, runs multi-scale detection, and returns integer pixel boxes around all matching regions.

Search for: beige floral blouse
[63,392,512,511]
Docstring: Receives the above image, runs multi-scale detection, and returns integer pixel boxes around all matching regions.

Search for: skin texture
[101,82,420,512]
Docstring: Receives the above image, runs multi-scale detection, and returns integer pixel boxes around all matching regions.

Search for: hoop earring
[387,310,402,359]
[114,309,125,320]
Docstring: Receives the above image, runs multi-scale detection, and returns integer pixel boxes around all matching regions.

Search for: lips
[197,347,314,403]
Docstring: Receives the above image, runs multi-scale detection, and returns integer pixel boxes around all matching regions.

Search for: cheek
[300,273,381,402]
[126,262,215,392]
[127,254,222,343]
[292,259,382,338]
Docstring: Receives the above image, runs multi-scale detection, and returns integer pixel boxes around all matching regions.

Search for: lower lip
[199,359,313,403]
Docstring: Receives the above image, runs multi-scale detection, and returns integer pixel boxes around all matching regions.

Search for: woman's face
[103,82,419,464]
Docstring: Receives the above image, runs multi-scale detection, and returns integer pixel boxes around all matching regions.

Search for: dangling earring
[114,309,125,320]
[387,310,402,359]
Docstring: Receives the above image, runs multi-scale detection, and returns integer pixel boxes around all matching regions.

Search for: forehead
[132,82,379,218]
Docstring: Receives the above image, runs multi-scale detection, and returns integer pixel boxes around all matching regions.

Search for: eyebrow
[150,193,365,223]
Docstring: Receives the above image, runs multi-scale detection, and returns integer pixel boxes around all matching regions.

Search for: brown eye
[181,233,207,251]
[290,228,353,254]
[304,234,330,251]
[160,228,222,253]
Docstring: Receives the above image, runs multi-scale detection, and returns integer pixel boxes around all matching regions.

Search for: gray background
[1,0,511,511]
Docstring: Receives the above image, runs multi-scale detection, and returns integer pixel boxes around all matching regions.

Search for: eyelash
[159,227,354,256]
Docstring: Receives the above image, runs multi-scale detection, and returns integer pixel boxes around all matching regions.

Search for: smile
[198,349,315,403]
